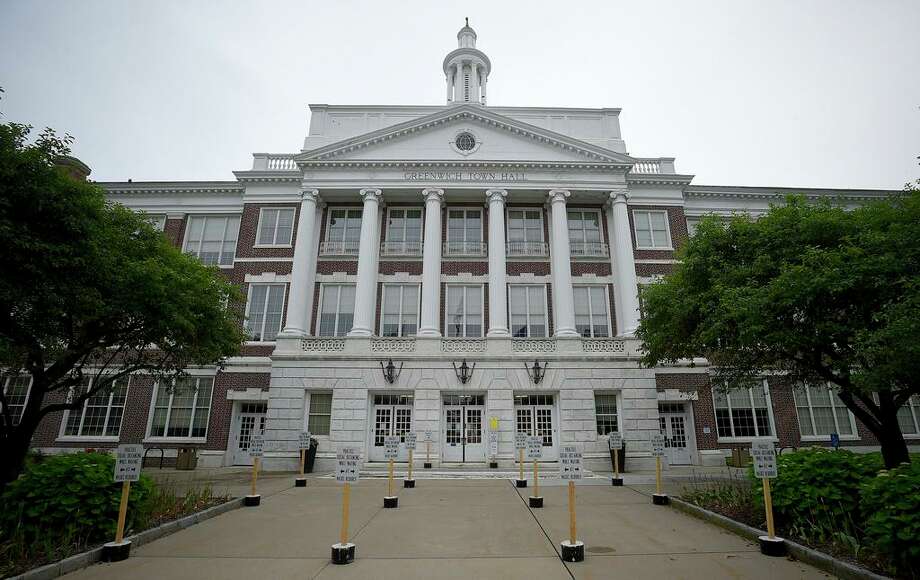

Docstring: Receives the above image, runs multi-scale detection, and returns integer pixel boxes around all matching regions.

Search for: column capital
[485,189,507,204]
[548,189,571,204]
[299,188,320,203]
[359,188,383,202]
[421,188,445,203]
[608,188,630,205]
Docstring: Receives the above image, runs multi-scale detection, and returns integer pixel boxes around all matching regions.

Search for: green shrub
[0,452,154,545]
[860,461,920,577]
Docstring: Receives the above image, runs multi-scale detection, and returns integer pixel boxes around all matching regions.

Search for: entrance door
[658,402,692,465]
[369,394,413,462]
[514,394,558,460]
[231,402,267,466]
[442,394,485,463]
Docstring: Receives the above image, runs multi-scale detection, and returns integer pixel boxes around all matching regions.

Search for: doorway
[368,393,413,462]
[442,394,485,463]
[514,394,558,460]
[658,402,692,465]
[231,401,267,466]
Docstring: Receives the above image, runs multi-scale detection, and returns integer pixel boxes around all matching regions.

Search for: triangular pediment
[296,105,635,166]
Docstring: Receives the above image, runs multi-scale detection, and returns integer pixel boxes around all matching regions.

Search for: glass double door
[514,394,558,460]
[231,402,266,466]
[369,394,413,462]
[658,402,692,465]
[442,394,485,463]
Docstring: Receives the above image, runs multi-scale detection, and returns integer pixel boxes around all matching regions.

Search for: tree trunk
[877,415,911,469]
[0,430,33,492]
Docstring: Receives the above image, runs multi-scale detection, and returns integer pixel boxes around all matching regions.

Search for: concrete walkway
[66,476,827,580]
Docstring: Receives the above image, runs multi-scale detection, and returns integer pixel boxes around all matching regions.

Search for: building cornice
[685,184,900,202]
[298,159,631,173]
[100,181,243,195]
[626,173,695,186]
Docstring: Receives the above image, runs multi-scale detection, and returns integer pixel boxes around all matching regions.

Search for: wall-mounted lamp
[452,359,476,384]
[525,360,548,384]
[380,358,403,384]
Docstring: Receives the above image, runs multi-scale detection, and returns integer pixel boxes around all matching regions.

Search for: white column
[446,74,452,102]
[348,188,383,337]
[486,189,509,336]
[418,188,444,337]
[609,189,641,335]
[457,62,465,101]
[548,189,579,337]
[481,72,488,105]
[279,188,320,336]
[471,63,479,103]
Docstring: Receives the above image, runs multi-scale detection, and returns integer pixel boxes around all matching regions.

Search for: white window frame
[632,209,673,250]
[594,391,621,436]
[573,284,611,338]
[245,283,288,343]
[183,214,240,267]
[506,207,545,243]
[895,394,920,439]
[146,214,167,231]
[304,391,333,436]
[712,379,777,442]
[379,283,421,337]
[145,375,215,443]
[445,207,483,246]
[567,208,604,244]
[686,216,700,237]
[317,283,356,337]
[1,375,32,427]
[58,376,130,441]
[508,284,549,338]
[324,207,363,243]
[254,207,296,247]
[793,383,859,441]
[385,207,424,243]
[444,284,485,338]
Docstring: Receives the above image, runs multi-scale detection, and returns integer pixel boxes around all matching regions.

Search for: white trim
[384,206,424,243]
[244,282,288,342]
[441,273,489,283]
[572,284,612,338]
[254,206,297,247]
[506,206,545,243]
[1,374,32,426]
[233,257,294,263]
[444,284,485,338]
[380,273,423,283]
[183,214,241,267]
[713,379,777,442]
[58,376,130,441]
[445,206,483,246]
[323,206,363,244]
[244,272,292,283]
[316,283,356,337]
[145,376,215,440]
[793,383,860,440]
[379,283,421,337]
[631,209,673,250]
[316,272,358,283]
[304,391,333,436]
[566,207,604,245]
[507,283,549,338]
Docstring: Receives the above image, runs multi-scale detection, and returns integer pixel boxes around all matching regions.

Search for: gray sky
[1,0,918,189]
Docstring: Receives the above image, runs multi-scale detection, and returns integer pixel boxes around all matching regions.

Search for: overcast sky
[1,0,918,189]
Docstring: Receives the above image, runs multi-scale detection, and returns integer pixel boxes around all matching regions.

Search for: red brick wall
[628,205,688,260]
[636,263,676,277]
[236,203,299,259]
[572,262,611,277]
[163,217,187,247]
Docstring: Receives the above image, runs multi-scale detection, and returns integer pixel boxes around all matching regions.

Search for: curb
[11,497,244,580]
[670,498,890,580]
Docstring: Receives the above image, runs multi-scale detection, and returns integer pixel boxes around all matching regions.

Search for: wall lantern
[452,359,476,384]
[525,360,548,384]
[379,358,403,384]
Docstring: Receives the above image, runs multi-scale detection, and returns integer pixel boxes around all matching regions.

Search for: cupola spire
[443,20,491,105]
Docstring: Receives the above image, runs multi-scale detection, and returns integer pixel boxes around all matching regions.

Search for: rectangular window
[245,284,286,342]
[896,395,920,436]
[184,215,240,266]
[325,208,362,253]
[446,208,483,255]
[380,284,419,337]
[633,210,671,249]
[445,285,483,337]
[146,214,167,231]
[256,207,296,246]
[568,209,604,255]
[594,393,619,435]
[1,375,31,427]
[509,285,547,338]
[149,377,214,439]
[318,284,356,337]
[573,286,609,337]
[307,392,332,435]
[386,208,423,242]
[793,384,857,439]
[686,217,700,237]
[713,381,774,439]
[63,377,129,438]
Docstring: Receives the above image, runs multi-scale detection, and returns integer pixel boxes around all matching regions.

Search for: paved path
[66,477,827,580]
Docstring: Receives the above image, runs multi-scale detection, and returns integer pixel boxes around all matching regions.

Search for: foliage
[637,189,920,467]
[682,472,759,526]
[860,460,920,577]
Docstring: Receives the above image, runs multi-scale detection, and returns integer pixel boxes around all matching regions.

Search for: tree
[0,121,246,490]
[637,190,920,468]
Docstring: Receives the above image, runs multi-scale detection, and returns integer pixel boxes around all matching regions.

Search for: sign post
[296,431,311,488]
[751,439,786,556]
[332,447,359,565]
[650,433,668,505]
[527,435,543,508]
[423,429,433,469]
[488,417,499,468]
[608,432,623,486]
[383,435,399,508]
[404,432,417,488]
[559,445,585,562]
[514,432,528,488]
[101,444,142,562]
[244,434,264,507]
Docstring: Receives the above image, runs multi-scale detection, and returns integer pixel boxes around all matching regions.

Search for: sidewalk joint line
[509,479,576,580]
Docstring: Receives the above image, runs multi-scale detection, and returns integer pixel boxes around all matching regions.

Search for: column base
[560,540,585,562]
[384,496,399,508]
[244,494,261,507]
[652,493,669,506]
[758,535,787,557]
[529,496,543,508]
[295,477,307,488]
[331,543,356,565]
[403,479,415,488]
[515,479,527,488]
[611,477,624,487]
[101,540,131,562]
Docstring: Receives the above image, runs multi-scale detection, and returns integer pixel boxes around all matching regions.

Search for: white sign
[650,434,666,457]
[514,432,528,450]
[299,431,312,450]
[488,432,499,458]
[526,435,543,460]
[336,447,360,483]
[384,435,400,459]
[249,434,265,457]
[405,432,417,450]
[424,430,433,443]
[560,445,583,480]
[113,444,143,482]
[751,439,778,478]
[608,432,623,450]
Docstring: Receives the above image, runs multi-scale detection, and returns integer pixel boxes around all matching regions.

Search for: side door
[232,402,267,466]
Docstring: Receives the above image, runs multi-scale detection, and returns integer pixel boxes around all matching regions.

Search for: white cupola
[443,18,491,105]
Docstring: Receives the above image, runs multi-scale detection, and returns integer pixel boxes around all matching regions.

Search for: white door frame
[367,392,414,462]
[513,393,559,461]
[658,402,695,465]
[229,401,267,466]
[441,393,486,463]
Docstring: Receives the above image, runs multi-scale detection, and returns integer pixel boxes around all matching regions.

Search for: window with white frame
[1,375,31,426]
[146,214,167,231]
[446,208,482,254]
[633,210,671,249]
[307,392,332,435]
[507,209,543,242]
[509,285,547,337]
[318,284,355,337]
[386,209,423,243]
[896,395,920,436]
[149,376,214,439]
[380,284,419,337]
[245,284,286,342]
[184,215,240,266]
[594,393,619,435]
[445,284,483,337]
[568,210,603,255]
[256,207,296,246]
[686,216,700,237]
[325,209,362,252]
[713,381,774,439]
[573,286,610,338]
[62,377,129,438]
[793,384,857,439]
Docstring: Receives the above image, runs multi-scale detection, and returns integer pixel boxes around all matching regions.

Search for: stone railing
[251,153,298,171]
[319,240,361,256]
[631,158,676,175]
[569,242,608,257]
[440,338,488,353]
[581,338,626,353]
[370,338,416,353]
[511,338,557,353]
[506,241,548,257]
[301,338,346,352]
[380,241,423,257]
[443,241,487,257]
